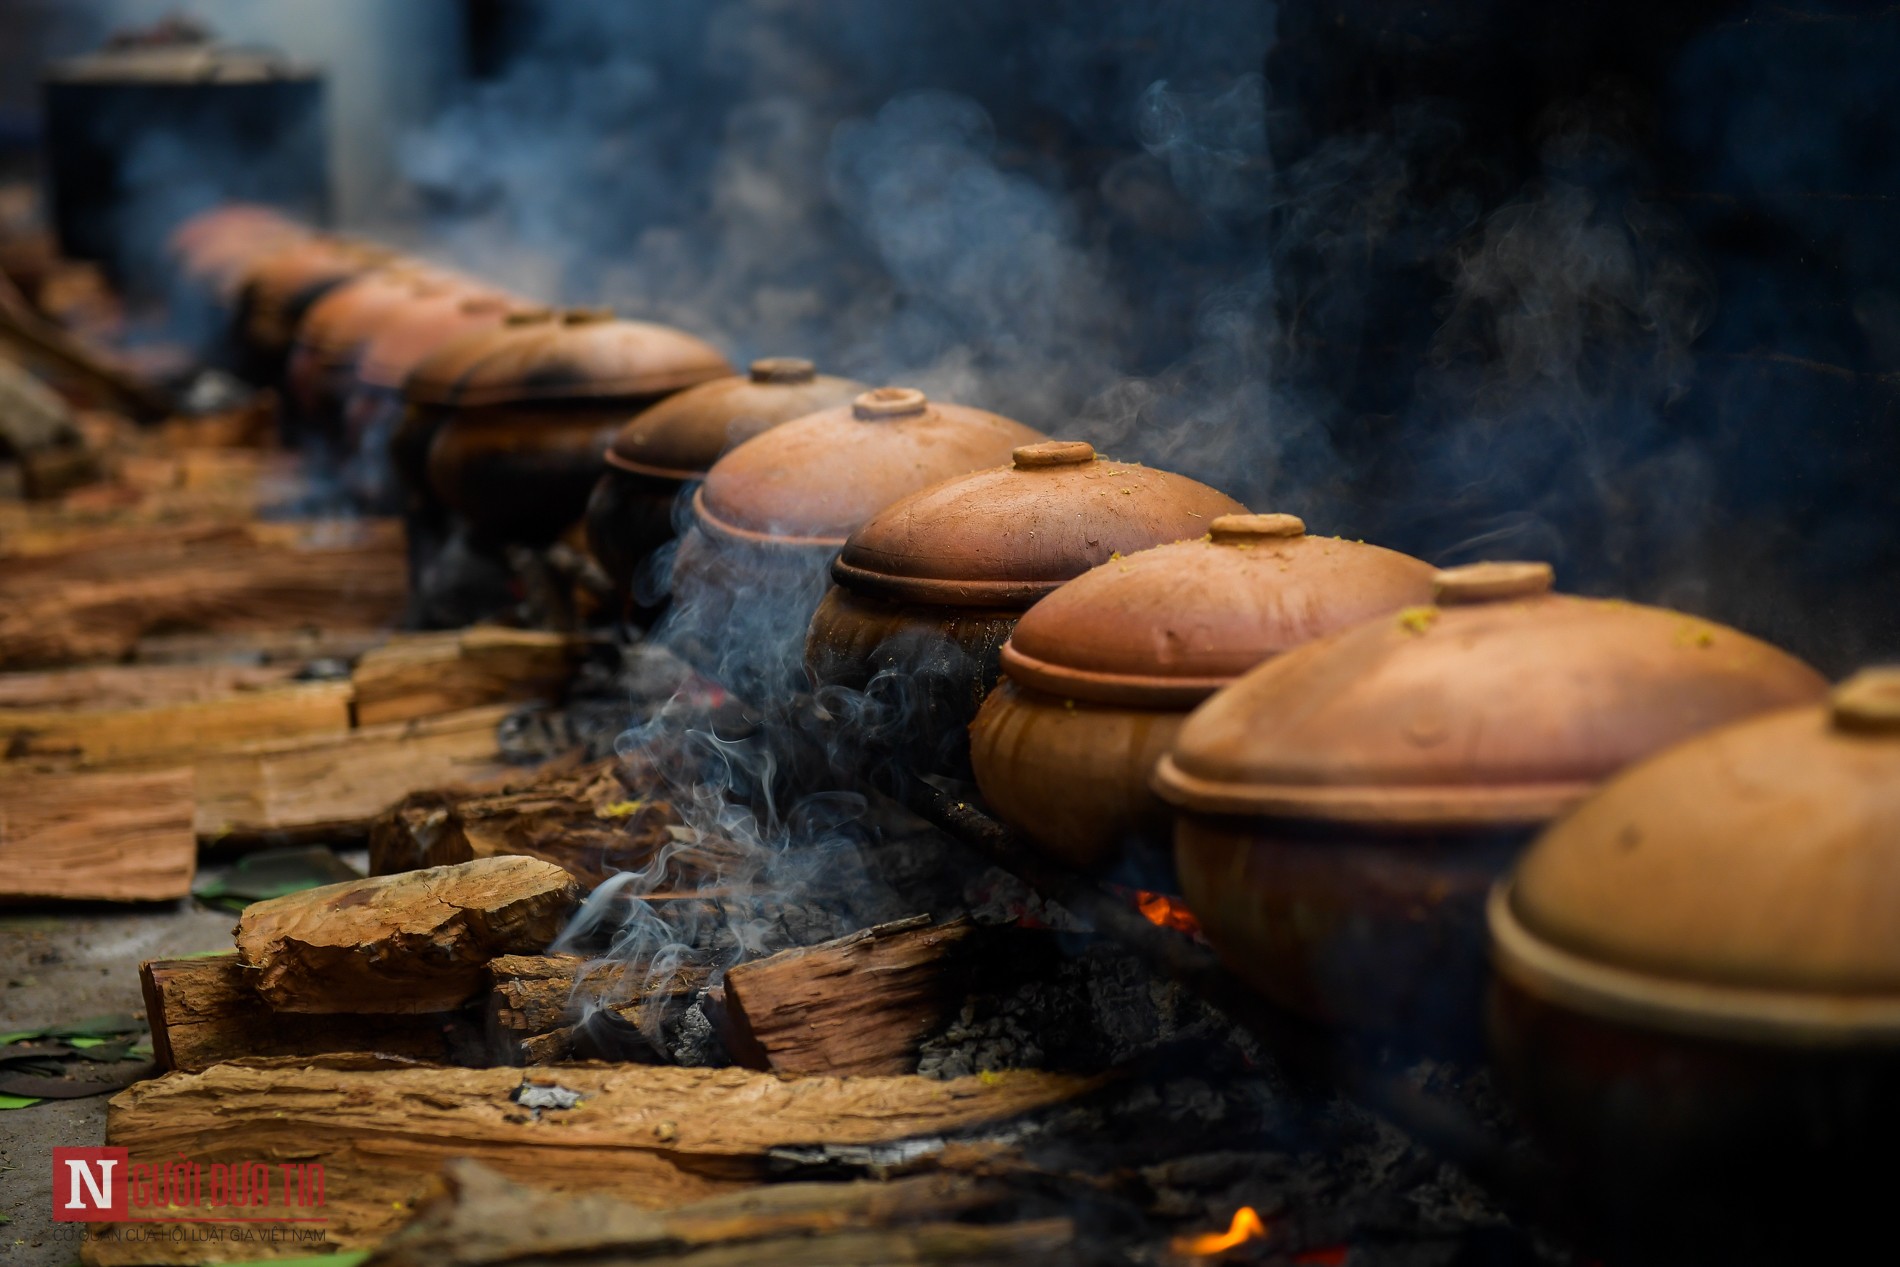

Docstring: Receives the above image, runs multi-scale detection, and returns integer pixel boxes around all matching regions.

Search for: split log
[234,857,581,1013]
[194,704,525,843]
[0,679,352,767]
[0,660,302,710]
[350,627,583,726]
[367,1160,1070,1267]
[89,1060,1093,1261]
[368,756,690,885]
[483,953,712,1065]
[0,766,195,901]
[140,952,482,1072]
[722,916,981,1077]
[134,625,389,667]
[17,443,101,499]
[0,521,406,669]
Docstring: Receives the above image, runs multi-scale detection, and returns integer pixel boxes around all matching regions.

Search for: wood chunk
[351,627,583,726]
[0,679,352,767]
[235,857,581,1014]
[194,704,524,843]
[0,520,405,669]
[140,952,482,1072]
[483,953,711,1065]
[366,1160,1070,1267]
[90,1060,1093,1261]
[0,660,302,710]
[134,625,389,667]
[18,444,102,499]
[723,916,979,1077]
[368,757,688,885]
[0,766,195,901]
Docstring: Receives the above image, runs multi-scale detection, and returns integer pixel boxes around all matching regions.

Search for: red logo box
[51,1147,129,1222]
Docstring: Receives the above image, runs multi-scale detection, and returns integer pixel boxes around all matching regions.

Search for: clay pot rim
[828,556,1065,609]
[447,363,730,409]
[1149,752,1590,828]
[1489,881,1900,1045]
[603,448,703,483]
[690,484,847,551]
[999,639,1227,708]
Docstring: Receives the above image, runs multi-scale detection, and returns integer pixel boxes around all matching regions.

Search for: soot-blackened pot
[969,513,1434,880]
[1488,668,1900,1264]
[1151,561,1827,1052]
[806,440,1246,781]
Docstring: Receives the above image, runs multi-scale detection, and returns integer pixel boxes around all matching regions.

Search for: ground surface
[1,870,251,1266]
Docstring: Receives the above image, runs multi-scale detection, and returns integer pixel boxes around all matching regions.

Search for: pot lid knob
[853,387,928,419]
[750,357,816,384]
[561,306,616,325]
[1432,561,1554,605]
[1013,440,1096,469]
[1831,668,1900,734]
[503,306,556,326]
[1210,512,1303,543]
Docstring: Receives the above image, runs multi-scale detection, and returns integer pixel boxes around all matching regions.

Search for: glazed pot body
[970,680,1183,880]
[804,587,1019,780]
[1175,813,1528,1052]
[425,402,630,550]
[584,465,686,606]
[1489,974,1900,1264]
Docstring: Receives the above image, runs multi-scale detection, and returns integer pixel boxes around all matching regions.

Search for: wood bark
[194,704,525,842]
[366,1160,1070,1267]
[350,627,584,727]
[0,765,195,901]
[368,757,693,886]
[483,953,711,1065]
[234,856,581,1014]
[0,520,405,669]
[88,1060,1093,1262]
[140,952,482,1072]
[722,917,980,1077]
[0,679,352,767]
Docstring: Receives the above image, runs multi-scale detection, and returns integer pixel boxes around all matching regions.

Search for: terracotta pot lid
[1000,514,1436,707]
[1490,668,1900,1043]
[354,290,520,391]
[1151,561,1829,829]
[829,441,1246,609]
[243,236,392,305]
[603,358,865,481]
[415,307,732,408]
[291,266,477,359]
[400,307,554,406]
[692,388,1044,549]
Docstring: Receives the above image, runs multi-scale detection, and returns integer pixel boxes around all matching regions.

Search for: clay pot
[806,439,1246,780]
[236,235,395,370]
[1488,668,1900,1262]
[286,267,483,443]
[584,357,864,612]
[670,386,1043,699]
[421,308,732,550]
[970,513,1435,880]
[168,204,308,300]
[1152,561,1828,1050]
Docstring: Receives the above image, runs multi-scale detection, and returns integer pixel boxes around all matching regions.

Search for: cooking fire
[1,3,1897,1266]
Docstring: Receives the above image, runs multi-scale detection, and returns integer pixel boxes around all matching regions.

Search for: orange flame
[1172,1206,1269,1257]
[1135,890,1203,937]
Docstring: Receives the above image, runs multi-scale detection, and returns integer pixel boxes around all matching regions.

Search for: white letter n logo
[65,1158,115,1210]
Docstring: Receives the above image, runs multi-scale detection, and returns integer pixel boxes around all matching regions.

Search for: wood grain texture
[351,627,581,726]
[0,660,302,710]
[234,857,581,1013]
[89,1060,1092,1262]
[0,765,195,901]
[0,679,353,767]
[141,952,481,1072]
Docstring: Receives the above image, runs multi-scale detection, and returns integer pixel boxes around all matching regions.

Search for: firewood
[368,757,690,885]
[350,626,583,726]
[134,625,390,667]
[194,704,525,843]
[17,443,101,499]
[90,1060,1094,1261]
[0,679,352,767]
[0,766,195,901]
[140,952,482,1072]
[483,953,713,1064]
[366,1159,1070,1267]
[234,857,581,1014]
[0,521,406,669]
[722,916,981,1077]
[0,660,302,710]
